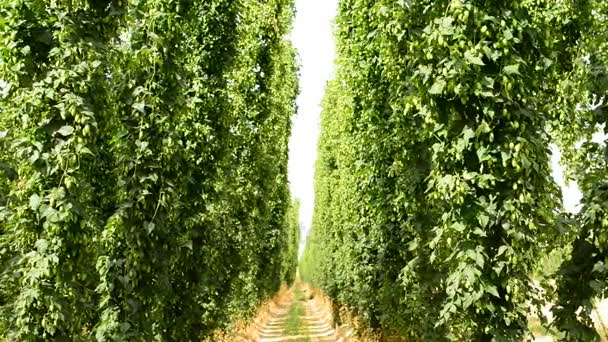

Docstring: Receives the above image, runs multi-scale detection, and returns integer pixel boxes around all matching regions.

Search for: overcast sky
[288,0,338,254]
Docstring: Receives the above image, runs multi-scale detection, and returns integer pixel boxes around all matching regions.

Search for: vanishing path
[257,285,342,342]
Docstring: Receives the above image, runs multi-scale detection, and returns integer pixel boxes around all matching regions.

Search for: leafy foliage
[550,0,608,340]
[0,0,298,339]
[282,199,301,286]
[302,0,593,340]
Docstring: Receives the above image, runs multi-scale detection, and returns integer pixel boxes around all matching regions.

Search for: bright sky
[550,144,583,214]
[288,0,339,254]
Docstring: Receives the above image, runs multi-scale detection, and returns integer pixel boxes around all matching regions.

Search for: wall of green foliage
[0,0,298,340]
[551,1,608,340]
[302,0,597,340]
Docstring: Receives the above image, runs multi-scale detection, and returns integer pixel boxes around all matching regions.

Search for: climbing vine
[550,0,608,340]
[302,0,588,340]
[0,0,298,339]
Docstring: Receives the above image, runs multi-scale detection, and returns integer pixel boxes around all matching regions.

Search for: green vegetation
[285,287,308,337]
[301,0,607,341]
[0,0,607,341]
[551,0,608,340]
[282,200,301,285]
[0,0,298,340]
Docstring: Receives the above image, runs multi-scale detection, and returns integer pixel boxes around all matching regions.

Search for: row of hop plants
[0,0,299,340]
[301,0,608,340]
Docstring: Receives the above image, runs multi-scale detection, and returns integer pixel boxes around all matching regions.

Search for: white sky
[288,0,339,254]
[550,144,583,214]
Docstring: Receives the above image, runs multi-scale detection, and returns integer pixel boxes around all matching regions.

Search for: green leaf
[503,64,520,75]
[592,261,606,274]
[133,103,146,113]
[29,151,40,164]
[41,206,57,220]
[474,252,485,268]
[145,222,156,234]
[79,146,94,156]
[462,127,475,142]
[451,222,466,233]
[464,50,485,66]
[35,239,49,252]
[483,46,501,61]
[473,228,487,237]
[30,194,41,211]
[429,79,446,94]
[493,263,505,276]
[486,285,500,298]
[182,241,193,250]
[478,214,490,227]
[57,126,74,136]
[476,121,492,135]
[497,245,509,257]
[476,90,495,98]
[476,146,491,163]
[438,16,454,35]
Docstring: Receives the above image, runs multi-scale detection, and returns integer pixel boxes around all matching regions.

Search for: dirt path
[256,285,341,342]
